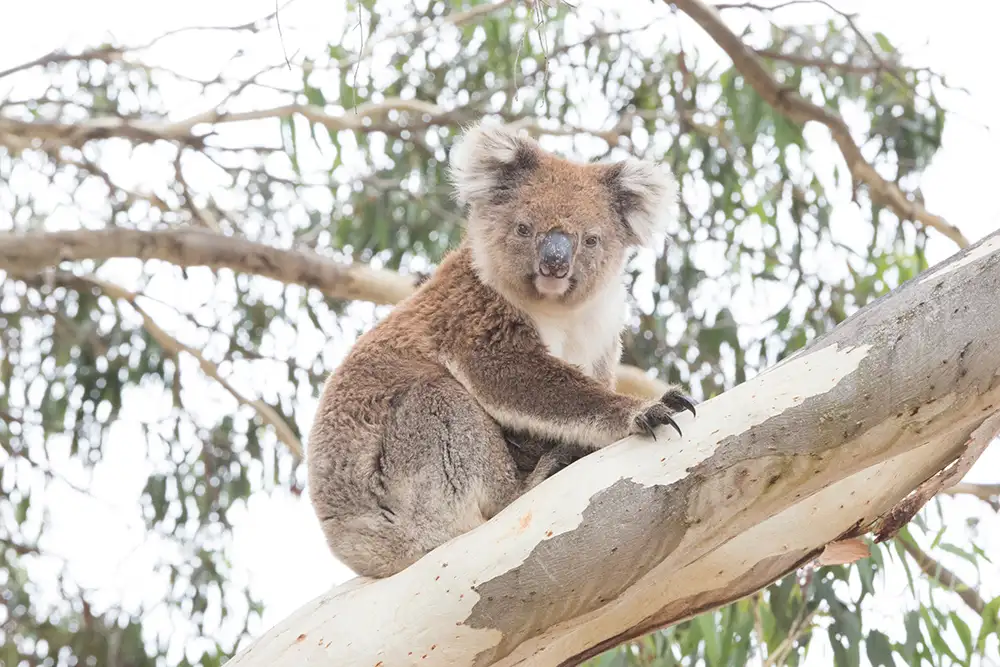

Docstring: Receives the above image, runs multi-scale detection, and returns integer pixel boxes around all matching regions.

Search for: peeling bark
[224,230,1000,665]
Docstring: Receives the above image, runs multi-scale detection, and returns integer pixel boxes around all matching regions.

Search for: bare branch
[78,274,304,458]
[943,482,1000,511]
[755,49,898,75]
[0,45,126,81]
[0,227,418,306]
[897,534,988,615]
[0,227,669,397]
[672,0,971,249]
[713,0,820,9]
[0,98,447,150]
[0,1,298,82]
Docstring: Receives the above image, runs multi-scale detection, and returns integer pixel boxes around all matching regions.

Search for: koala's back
[307,248,522,577]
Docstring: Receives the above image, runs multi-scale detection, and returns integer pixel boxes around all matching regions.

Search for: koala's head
[448,121,678,309]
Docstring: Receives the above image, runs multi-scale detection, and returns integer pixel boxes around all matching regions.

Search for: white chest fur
[528,282,628,377]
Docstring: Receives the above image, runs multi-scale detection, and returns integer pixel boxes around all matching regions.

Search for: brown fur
[307,122,695,578]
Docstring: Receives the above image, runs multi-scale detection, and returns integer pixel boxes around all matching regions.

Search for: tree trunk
[226,228,1000,666]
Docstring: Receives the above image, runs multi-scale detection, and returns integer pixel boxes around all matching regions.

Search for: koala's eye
[515,223,532,237]
[584,235,600,248]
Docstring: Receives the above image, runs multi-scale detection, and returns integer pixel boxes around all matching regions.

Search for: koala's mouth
[533,274,574,298]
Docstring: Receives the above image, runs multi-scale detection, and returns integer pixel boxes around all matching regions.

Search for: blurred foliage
[0,0,997,665]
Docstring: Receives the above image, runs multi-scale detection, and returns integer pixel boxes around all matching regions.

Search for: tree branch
[0,227,673,400]
[942,482,1000,511]
[0,0,296,82]
[754,49,900,75]
[78,274,305,458]
[224,229,1000,666]
[0,227,418,306]
[0,45,126,82]
[897,534,988,615]
[0,98,448,150]
[671,0,970,249]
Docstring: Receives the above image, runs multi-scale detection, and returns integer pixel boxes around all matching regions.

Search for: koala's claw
[632,403,683,439]
[661,390,697,417]
[631,389,696,440]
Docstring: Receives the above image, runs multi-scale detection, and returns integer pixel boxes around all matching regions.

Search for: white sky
[1,0,999,665]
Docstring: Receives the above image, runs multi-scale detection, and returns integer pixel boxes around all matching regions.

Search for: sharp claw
[664,414,682,437]
[663,392,697,417]
[679,397,697,417]
[636,415,656,440]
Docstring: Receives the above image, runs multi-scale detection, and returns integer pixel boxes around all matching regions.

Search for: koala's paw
[630,389,697,440]
[660,388,697,418]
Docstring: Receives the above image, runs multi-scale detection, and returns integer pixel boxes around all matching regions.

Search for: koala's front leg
[443,347,696,449]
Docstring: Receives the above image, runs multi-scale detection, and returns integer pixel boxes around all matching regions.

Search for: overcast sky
[1,0,998,665]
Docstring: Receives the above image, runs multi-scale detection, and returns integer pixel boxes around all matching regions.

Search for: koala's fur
[307,122,695,578]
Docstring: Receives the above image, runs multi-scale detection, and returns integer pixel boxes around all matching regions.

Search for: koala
[307,121,695,579]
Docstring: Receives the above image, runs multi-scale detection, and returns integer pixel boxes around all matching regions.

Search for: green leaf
[865,630,894,667]
[937,542,979,567]
[919,606,960,662]
[874,31,895,53]
[949,611,973,660]
[696,612,722,665]
[976,596,1000,652]
[14,495,29,524]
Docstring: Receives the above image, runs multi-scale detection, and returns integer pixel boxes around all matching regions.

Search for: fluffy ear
[601,158,679,247]
[447,121,541,207]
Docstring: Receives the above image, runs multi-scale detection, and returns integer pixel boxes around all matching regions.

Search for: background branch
[672,0,970,249]
[78,273,305,458]
[897,534,989,615]
[0,227,675,400]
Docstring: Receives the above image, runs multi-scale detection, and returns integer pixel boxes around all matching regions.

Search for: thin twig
[755,49,901,75]
[0,1,298,82]
[763,603,815,666]
[0,45,125,81]
[275,0,292,69]
[714,0,820,10]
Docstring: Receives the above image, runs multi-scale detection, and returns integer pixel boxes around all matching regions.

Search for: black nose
[538,230,572,279]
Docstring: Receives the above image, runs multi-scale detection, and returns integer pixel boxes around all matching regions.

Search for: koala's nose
[538,230,573,279]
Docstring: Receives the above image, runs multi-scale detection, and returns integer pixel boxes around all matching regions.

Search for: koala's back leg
[341,373,520,578]
[521,442,592,491]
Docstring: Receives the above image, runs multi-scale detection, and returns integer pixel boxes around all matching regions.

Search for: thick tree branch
[225,230,1000,666]
[672,0,970,249]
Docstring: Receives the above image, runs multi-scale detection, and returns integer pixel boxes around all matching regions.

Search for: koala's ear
[448,121,541,207]
[601,158,679,247]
